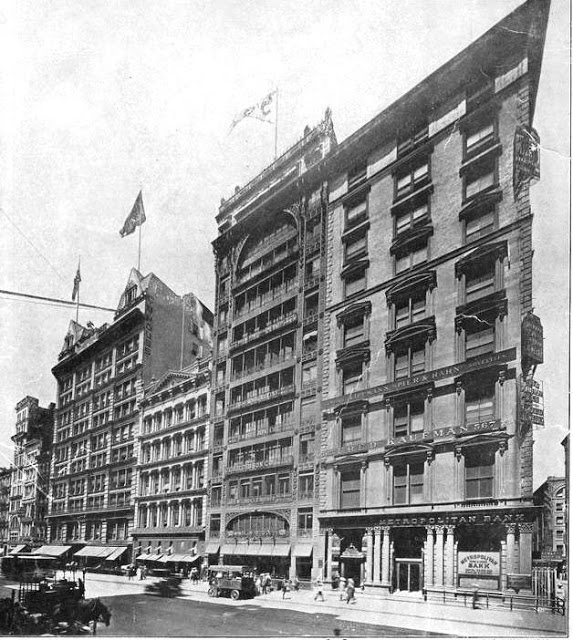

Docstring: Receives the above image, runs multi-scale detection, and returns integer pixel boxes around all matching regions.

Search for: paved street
[96,593,443,637]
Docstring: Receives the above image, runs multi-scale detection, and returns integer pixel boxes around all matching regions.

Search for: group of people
[313,575,358,604]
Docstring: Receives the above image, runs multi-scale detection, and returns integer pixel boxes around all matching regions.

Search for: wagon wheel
[208,586,217,597]
[230,590,240,601]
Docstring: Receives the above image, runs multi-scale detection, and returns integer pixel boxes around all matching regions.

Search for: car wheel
[230,590,240,600]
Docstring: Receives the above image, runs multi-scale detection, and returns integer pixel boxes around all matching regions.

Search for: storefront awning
[181,554,200,563]
[74,546,110,558]
[9,545,28,555]
[32,546,71,557]
[106,547,128,562]
[270,544,290,557]
[136,554,151,561]
[293,543,313,557]
[145,554,163,562]
[204,542,220,555]
[239,544,261,556]
[220,543,239,555]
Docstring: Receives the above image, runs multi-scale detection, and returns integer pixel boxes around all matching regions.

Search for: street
[95,593,443,637]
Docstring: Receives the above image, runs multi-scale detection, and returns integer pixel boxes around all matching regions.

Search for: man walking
[345,577,356,604]
[313,576,325,602]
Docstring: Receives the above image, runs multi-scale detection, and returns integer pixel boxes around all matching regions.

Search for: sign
[520,376,545,428]
[322,348,516,411]
[507,573,532,592]
[513,125,540,198]
[458,552,500,577]
[521,313,544,366]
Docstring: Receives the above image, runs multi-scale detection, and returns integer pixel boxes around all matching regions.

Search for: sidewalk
[84,573,567,637]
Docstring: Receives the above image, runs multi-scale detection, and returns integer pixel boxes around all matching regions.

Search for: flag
[119,190,146,237]
[230,90,276,131]
[72,263,81,301]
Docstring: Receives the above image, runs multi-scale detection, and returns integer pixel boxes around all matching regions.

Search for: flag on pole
[119,190,146,237]
[72,263,81,301]
[230,90,277,131]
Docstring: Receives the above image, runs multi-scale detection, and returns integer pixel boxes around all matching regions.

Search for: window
[345,269,366,297]
[394,345,425,380]
[397,123,429,158]
[345,199,367,228]
[465,120,495,157]
[340,468,361,509]
[465,449,494,499]
[465,379,495,423]
[299,474,314,499]
[341,413,362,445]
[298,508,313,531]
[465,323,494,359]
[395,161,429,199]
[393,399,424,437]
[125,285,137,304]
[465,208,495,243]
[348,162,367,188]
[393,461,424,504]
[342,363,363,394]
[278,473,290,495]
[465,261,495,302]
[395,243,427,274]
[395,202,429,236]
[300,397,316,424]
[465,160,496,200]
[395,292,426,329]
[344,232,367,262]
[343,315,365,347]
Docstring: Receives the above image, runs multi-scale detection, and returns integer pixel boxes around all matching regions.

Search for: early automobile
[207,565,257,600]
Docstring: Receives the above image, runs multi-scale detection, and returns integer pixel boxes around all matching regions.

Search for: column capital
[435,525,445,535]
[445,524,456,534]
[426,525,435,534]
[382,525,391,535]
[518,522,534,534]
[506,523,517,534]
[374,525,382,534]
[365,527,374,534]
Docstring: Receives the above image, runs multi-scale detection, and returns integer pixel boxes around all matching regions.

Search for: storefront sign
[322,348,516,411]
[507,573,532,592]
[513,125,540,198]
[458,552,500,577]
[521,313,544,365]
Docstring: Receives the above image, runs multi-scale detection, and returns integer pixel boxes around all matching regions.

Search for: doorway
[395,559,422,592]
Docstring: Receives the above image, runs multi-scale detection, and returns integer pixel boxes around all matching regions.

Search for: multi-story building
[207,112,337,580]
[0,468,12,548]
[48,268,212,561]
[133,355,211,568]
[533,476,566,560]
[9,396,54,546]
[318,0,548,594]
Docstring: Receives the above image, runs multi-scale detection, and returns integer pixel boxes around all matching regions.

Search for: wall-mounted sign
[514,125,540,199]
[521,313,544,366]
[520,376,545,428]
[458,552,500,577]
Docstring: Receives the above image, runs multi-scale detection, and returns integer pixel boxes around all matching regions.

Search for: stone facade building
[133,355,211,569]
[9,396,54,546]
[48,268,212,561]
[318,0,548,593]
[207,112,336,580]
[0,468,11,548]
[533,476,566,560]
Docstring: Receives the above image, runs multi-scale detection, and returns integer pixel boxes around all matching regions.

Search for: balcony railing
[304,274,320,290]
[229,384,295,412]
[230,313,298,350]
[230,355,295,384]
[298,454,315,466]
[303,311,319,325]
[235,244,299,287]
[227,455,294,474]
[297,528,313,538]
[228,421,295,444]
[226,492,293,506]
[234,282,298,320]
[302,348,317,362]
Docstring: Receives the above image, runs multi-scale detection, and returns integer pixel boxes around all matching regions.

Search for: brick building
[318,0,548,594]
[9,396,54,546]
[48,268,212,562]
[206,112,336,580]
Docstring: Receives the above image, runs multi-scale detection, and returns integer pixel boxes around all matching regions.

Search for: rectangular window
[344,233,367,262]
[393,462,424,504]
[395,202,429,235]
[465,324,495,359]
[466,122,495,156]
[465,380,495,423]
[342,363,363,395]
[345,270,366,297]
[298,474,314,499]
[340,468,361,509]
[344,315,365,347]
[300,397,316,424]
[341,413,362,445]
[393,399,425,437]
[396,244,427,274]
[395,293,426,329]
[297,508,313,531]
[466,209,495,243]
[395,161,429,199]
[345,199,367,228]
[465,163,496,200]
[466,263,495,302]
[395,346,425,380]
[465,450,494,499]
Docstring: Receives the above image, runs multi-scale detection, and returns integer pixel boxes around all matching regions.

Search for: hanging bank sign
[458,552,500,577]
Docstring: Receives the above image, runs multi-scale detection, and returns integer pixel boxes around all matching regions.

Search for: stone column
[506,524,516,575]
[518,522,533,576]
[381,526,391,590]
[326,529,333,582]
[373,527,382,585]
[425,526,434,587]
[435,526,444,587]
[365,528,374,584]
[444,525,455,587]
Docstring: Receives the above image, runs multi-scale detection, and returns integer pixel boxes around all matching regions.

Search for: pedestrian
[345,578,356,604]
[77,577,85,599]
[255,575,262,596]
[338,576,346,600]
[281,578,290,599]
[313,576,325,602]
[293,575,300,592]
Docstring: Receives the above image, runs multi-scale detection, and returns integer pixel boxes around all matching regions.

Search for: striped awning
[145,554,163,562]
[106,547,128,562]
[32,546,71,557]
[293,543,313,557]
[204,542,220,555]
[181,554,200,563]
[9,545,27,555]
[74,546,111,558]
[268,544,290,557]
[136,554,151,561]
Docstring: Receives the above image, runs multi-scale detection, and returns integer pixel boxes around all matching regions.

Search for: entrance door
[395,558,422,592]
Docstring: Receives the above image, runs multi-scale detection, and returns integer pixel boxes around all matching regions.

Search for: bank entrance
[392,527,425,592]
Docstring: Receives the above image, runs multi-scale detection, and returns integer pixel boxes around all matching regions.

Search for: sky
[0,0,569,489]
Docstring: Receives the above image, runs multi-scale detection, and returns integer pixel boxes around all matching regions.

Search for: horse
[53,598,111,635]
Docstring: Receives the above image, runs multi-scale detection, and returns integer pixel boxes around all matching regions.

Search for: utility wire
[0,289,115,313]
[0,207,67,283]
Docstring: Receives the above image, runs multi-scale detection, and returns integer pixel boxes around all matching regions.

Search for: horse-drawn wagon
[207,565,257,600]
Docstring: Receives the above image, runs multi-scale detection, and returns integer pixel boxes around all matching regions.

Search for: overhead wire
[0,289,115,313]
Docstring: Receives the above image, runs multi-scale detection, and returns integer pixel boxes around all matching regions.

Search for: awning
[204,542,220,555]
[155,555,171,563]
[220,543,239,555]
[238,544,260,557]
[9,545,27,555]
[293,543,313,557]
[136,554,151,561]
[181,554,200,563]
[270,544,290,557]
[145,554,163,562]
[32,546,71,557]
[74,546,111,558]
[106,547,128,562]
[158,553,198,563]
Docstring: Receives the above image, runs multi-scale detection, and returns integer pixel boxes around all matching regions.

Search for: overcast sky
[0,0,569,489]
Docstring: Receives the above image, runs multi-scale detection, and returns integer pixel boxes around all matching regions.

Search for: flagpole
[138,220,142,272]
[274,87,279,159]
[75,257,80,324]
